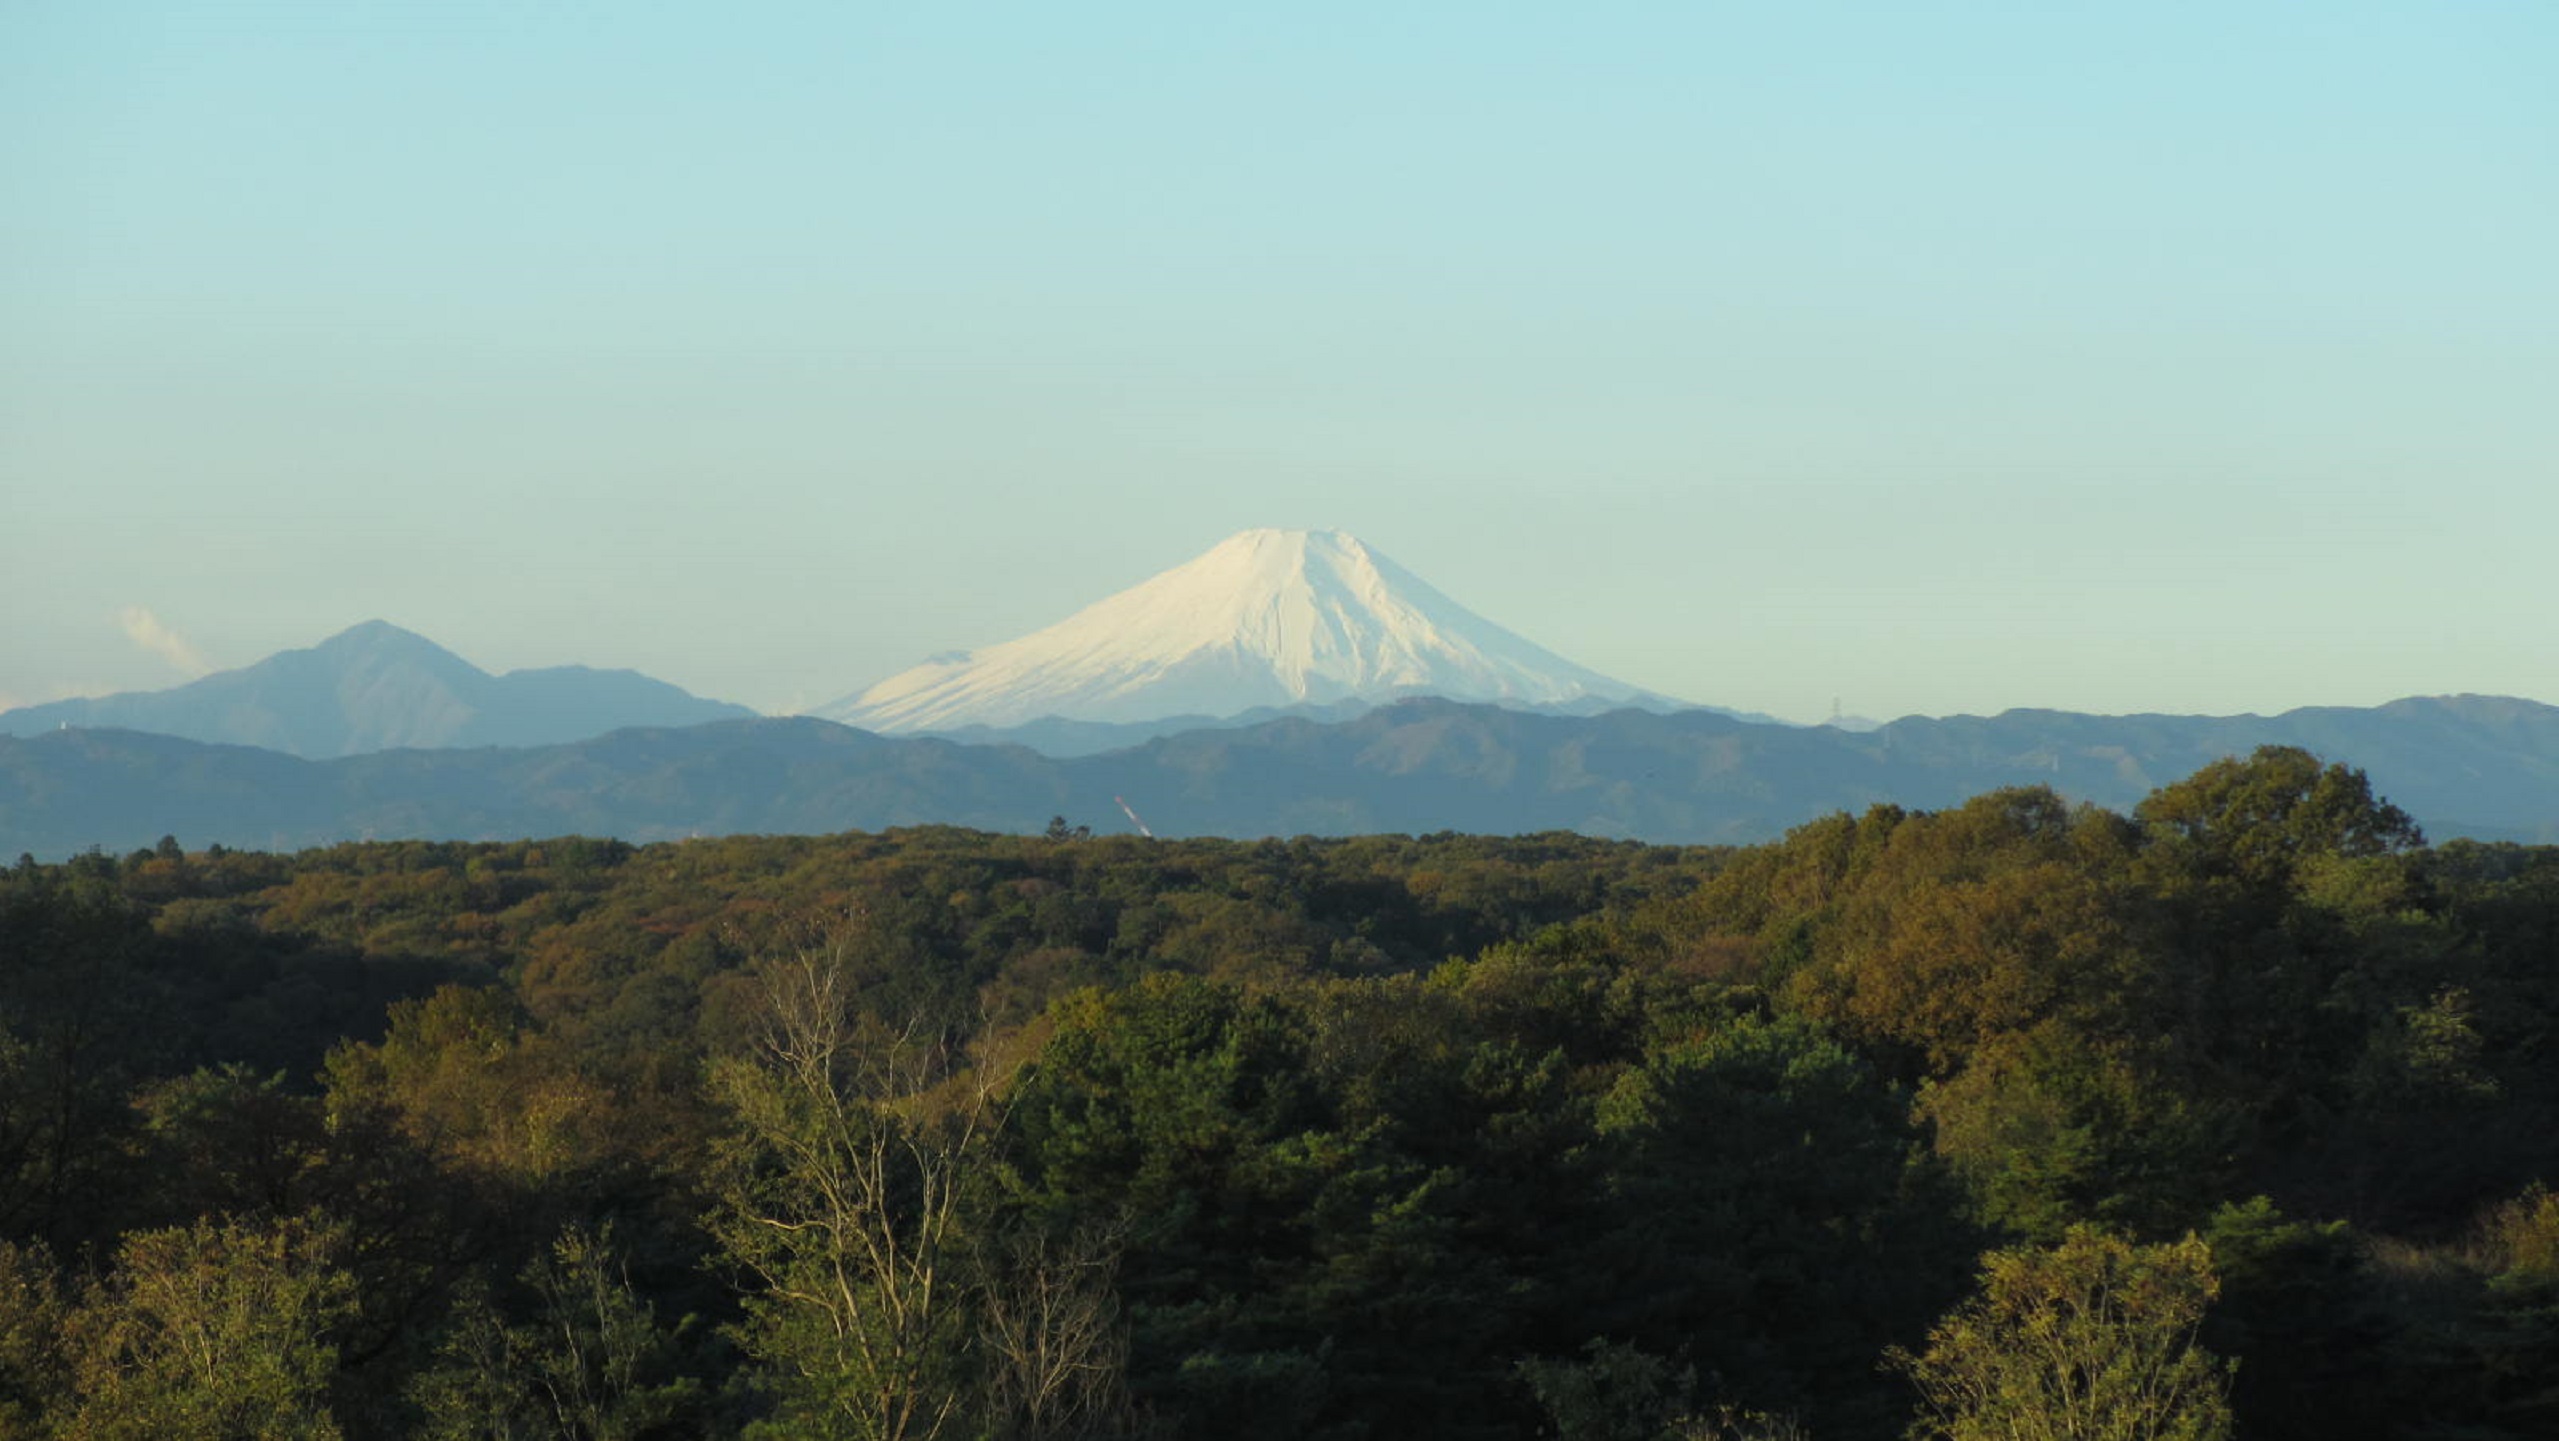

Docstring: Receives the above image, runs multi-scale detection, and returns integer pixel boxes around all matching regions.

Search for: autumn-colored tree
[59,1214,357,1440]
[324,985,623,1184]
[1895,1226,2233,1441]
[1781,789,2150,1078]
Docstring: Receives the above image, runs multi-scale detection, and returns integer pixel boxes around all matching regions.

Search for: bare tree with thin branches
[708,928,1003,1441]
[977,1222,1134,1441]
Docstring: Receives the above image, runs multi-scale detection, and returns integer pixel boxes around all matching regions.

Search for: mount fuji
[815,529,1680,736]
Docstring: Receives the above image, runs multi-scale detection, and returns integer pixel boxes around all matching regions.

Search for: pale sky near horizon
[4,2,2553,724]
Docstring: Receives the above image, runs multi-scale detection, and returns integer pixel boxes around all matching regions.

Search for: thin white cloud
[117,606,213,678]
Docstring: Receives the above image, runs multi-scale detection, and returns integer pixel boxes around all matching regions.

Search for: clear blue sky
[5,2,2553,722]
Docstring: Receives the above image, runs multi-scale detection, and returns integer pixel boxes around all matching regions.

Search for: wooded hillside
[3,748,2555,1438]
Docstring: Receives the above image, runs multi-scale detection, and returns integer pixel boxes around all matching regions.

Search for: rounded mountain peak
[319,619,435,649]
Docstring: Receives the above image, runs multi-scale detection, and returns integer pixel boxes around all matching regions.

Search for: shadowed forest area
[3,746,2557,1439]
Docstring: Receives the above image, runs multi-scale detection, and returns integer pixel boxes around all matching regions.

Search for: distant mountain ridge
[921,690,1792,759]
[0,621,755,759]
[7,693,2555,860]
[817,528,1675,733]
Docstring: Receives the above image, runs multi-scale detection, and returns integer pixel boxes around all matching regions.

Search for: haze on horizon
[4,3,2553,725]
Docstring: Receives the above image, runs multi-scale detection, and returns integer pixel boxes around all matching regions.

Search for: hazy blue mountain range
[0,621,755,759]
[7,694,2555,860]
[926,691,1790,758]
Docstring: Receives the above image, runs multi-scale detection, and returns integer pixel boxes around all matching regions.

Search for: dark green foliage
[1516,1338,1694,1441]
[1919,1023,2236,1242]
[1004,969,1608,1439]
[0,872,159,1247]
[1582,1015,1968,1433]
[2136,746,2423,889]
[2198,1198,2392,1441]
[410,1224,704,1440]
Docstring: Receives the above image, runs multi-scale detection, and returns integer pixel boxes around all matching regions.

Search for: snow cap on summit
[816,528,1656,732]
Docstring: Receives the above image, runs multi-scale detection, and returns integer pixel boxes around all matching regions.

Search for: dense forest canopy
[2,747,2556,1438]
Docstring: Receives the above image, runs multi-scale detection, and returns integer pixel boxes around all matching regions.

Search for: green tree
[0,1238,71,1434]
[2135,747,2421,892]
[1586,1013,1963,1432]
[411,1223,701,1441]
[1894,1226,2234,1441]
[1519,1339,1813,1441]
[1917,1023,2232,1242]
[2196,1198,2389,1441]
[1005,971,1591,1439]
[1517,1338,1692,1441]
[60,1214,357,1440]
[0,873,159,1246]
[999,975,1334,1437]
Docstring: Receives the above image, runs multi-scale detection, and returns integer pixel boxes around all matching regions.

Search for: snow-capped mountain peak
[815,528,1666,733]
